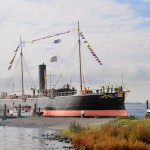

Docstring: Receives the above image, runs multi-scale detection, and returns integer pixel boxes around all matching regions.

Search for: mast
[122,72,124,89]
[50,71,51,91]
[78,22,83,91]
[20,37,24,96]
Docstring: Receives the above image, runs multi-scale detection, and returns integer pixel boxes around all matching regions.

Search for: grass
[59,117,150,150]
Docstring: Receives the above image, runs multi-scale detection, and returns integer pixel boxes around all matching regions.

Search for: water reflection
[0,126,72,150]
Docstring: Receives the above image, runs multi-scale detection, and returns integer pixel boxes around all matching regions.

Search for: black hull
[45,94,125,110]
[42,92,127,117]
[0,92,127,117]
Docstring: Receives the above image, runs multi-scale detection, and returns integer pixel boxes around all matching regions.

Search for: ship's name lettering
[99,94,113,99]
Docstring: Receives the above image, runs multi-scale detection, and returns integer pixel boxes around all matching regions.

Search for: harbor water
[0,127,72,150]
[125,103,146,118]
[0,103,147,150]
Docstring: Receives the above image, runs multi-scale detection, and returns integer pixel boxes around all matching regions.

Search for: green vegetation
[59,117,150,150]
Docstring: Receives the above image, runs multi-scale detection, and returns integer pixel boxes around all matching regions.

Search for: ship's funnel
[39,63,46,90]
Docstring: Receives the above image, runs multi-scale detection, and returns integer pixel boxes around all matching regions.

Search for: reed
[60,118,150,150]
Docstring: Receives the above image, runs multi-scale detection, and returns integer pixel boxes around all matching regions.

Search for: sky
[0,0,150,103]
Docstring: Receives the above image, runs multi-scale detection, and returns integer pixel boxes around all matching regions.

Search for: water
[125,103,146,118]
[0,127,72,150]
[0,103,147,150]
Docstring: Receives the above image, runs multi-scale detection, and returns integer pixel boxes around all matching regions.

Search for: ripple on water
[0,126,73,150]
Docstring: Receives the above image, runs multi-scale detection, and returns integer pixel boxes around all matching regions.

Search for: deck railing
[56,91,77,97]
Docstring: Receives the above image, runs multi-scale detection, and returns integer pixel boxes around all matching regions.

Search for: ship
[0,23,129,117]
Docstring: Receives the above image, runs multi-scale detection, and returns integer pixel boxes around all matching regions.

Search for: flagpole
[50,71,51,91]
[78,21,83,92]
[122,72,124,89]
[20,37,24,96]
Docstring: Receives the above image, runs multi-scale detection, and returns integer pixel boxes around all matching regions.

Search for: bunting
[8,44,20,70]
[8,64,12,70]
[8,53,17,70]
[14,44,20,52]
[8,30,72,70]
[79,31,103,65]
[10,53,17,64]
[29,30,71,43]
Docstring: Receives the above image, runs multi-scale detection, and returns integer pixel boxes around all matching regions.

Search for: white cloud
[142,0,150,2]
[0,0,150,102]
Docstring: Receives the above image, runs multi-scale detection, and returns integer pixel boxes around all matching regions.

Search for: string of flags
[14,44,20,52]
[79,31,103,65]
[8,30,71,70]
[8,40,26,70]
[28,31,71,43]
[8,29,102,70]
[8,44,20,70]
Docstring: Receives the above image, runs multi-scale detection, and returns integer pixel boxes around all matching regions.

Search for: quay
[0,117,113,129]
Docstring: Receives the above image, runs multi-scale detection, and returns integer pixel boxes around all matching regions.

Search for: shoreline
[0,117,113,130]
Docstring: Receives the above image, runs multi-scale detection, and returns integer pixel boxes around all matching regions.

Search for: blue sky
[117,0,150,29]
[0,0,150,103]
[117,0,150,17]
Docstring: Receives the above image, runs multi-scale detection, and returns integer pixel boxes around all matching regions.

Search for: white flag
[50,56,57,62]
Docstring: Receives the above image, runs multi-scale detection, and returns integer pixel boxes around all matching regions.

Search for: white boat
[10,105,32,117]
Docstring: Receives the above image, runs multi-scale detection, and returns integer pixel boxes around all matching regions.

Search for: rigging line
[82,52,91,88]
[79,33,120,85]
[81,44,92,88]
[22,56,36,88]
[101,65,122,85]
[26,84,29,95]
[6,54,21,93]
[101,69,118,86]
[55,42,78,87]
[18,54,23,95]
[33,30,77,69]
[60,42,78,87]
[100,65,130,91]
[27,43,50,67]
[19,70,22,95]
[54,42,79,87]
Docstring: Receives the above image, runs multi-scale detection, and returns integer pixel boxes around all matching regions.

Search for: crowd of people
[31,84,123,96]
[99,85,122,93]
[84,85,123,94]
